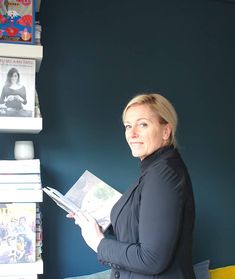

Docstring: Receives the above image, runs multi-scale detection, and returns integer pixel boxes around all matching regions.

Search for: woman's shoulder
[145,151,187,181]
[2,84,8,90]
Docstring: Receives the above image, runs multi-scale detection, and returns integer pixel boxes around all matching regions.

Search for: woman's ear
[163,123,172,141]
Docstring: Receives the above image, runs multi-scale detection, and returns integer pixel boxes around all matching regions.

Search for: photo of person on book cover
[0,57,35,117]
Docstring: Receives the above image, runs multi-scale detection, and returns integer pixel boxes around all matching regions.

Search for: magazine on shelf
[0,57,36,117]
[0,159,40,174]
[0,203,36,264]
[0,0,36,44]
[43,170,122,231]
[0,183,41,190]
[0,173,41,183]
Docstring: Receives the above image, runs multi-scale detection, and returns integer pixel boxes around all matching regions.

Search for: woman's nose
[129,126,139,138]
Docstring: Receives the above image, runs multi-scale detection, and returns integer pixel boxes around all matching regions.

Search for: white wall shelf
[0,3,44,279]
[0,259,43,276]
[0,189,43,202]
[0,44,43,72]
[0,117,42,134]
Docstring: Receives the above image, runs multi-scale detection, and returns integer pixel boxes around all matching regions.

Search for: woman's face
[10,72,19,84]
[124,103,171,160]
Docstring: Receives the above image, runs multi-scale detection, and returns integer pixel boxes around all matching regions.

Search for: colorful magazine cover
[0,57,36,117]
[0,203,36,264]
[0,0,35,44]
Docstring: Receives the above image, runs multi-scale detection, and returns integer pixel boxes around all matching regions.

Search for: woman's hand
[6,95,15,102]
[67,211,104,253]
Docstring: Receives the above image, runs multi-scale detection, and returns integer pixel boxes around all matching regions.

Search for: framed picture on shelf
[0,0,36,44]
[0,57,36,117]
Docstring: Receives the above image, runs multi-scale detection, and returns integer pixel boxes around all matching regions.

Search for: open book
[43,170,122,231]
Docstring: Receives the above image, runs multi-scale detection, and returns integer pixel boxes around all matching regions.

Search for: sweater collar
[140,145,175,173]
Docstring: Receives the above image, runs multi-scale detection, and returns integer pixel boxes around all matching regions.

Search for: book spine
[0,174,41,183]
[0,159,40,174]
[0,183,41,190]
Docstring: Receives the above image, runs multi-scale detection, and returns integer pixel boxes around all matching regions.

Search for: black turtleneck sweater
[97,146,196,279]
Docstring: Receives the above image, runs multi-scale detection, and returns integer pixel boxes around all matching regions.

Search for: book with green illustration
[43,170,122,231]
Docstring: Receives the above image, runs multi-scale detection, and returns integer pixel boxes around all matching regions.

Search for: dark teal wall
[0,1,234,278]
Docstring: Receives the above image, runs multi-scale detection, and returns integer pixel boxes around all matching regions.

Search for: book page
[65,170,121,231]
[43,170,122,231]
[43,187,79,214]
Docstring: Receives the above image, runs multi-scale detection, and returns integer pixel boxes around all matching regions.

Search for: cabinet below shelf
[0,259,43,276]
[0,117,42,134]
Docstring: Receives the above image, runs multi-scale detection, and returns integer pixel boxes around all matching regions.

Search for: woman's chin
[131,150,143,159]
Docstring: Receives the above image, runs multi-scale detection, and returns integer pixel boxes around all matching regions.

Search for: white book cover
[0,159,40,174]
[43,170,122,231]
[0,57,36,117]
[0,174,41,184]
[0,183,41,190]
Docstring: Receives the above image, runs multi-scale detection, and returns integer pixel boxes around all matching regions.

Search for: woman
[69,93,196,279]
[0,67,27,113]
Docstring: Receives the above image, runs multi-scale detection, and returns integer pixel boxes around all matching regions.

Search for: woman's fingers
[72,211,90,227]
[66,210,104,252]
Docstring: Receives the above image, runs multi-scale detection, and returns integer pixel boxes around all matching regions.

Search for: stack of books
[0,159,43,269]
[0,159,41,184]
[0,159,42,202]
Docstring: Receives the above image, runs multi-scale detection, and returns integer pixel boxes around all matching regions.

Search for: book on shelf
[0,159,42,191]
[0,174,41,184]
[0,203,36,264]
[0,0,36,44]
[43,170,122,232]
[0,183,41,190]
[0,159,41,174]
[0,57,36,118]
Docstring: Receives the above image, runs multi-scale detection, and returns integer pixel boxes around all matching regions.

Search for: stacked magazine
[0,159,41,191]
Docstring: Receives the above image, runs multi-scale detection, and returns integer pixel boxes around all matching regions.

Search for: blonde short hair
[122,93,178,147]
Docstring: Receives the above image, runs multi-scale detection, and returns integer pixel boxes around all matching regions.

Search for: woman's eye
[139,122,148,128]
[124,124,131,130]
